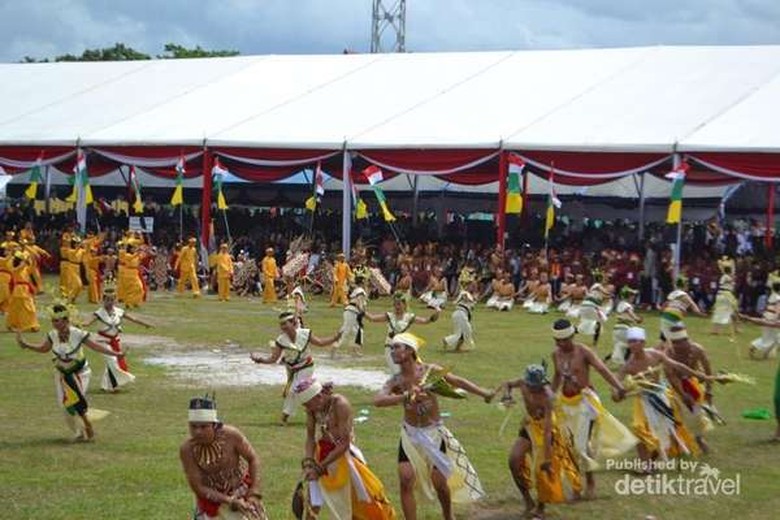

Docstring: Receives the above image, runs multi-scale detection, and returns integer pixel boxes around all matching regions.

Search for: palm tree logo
[698,463,720,480]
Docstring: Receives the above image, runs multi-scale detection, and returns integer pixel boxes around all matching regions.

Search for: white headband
[392,332,422,352]
[552,325,576,340]
[188,409,218,423]
[626,327,646,341]
[295,380,323,405]
[668,328,688,341]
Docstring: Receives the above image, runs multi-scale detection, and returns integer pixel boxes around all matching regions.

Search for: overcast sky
[1,0,779,62]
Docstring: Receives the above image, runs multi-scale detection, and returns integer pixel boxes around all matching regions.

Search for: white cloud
[0,0,778,63]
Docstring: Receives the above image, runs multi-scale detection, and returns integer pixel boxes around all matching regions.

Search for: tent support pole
[521,161,529,226]
[672,154,682,282]
[766,182,775,250]
[496,150,508,250]
[43,165,51,214]
[341,149,352,258]
[638,172,646,242]
[411,174,420,226]
[201,149,213,247]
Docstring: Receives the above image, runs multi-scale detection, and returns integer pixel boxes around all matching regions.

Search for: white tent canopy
[0,45,778,152]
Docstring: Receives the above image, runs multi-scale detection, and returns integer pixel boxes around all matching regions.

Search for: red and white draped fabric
[514,151,672,186]
[0,146,75,173]
[214,148,340,182]
[686,153,780,182]
[89,146,204,178]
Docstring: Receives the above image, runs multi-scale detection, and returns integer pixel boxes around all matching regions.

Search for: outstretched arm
[444,371,494,402]
[310,330,343,347]
[364,312,388,323]
[124,313,153,328]
[658,351,708,380]
[250,345,283,365]
[17,332,52,353]
[585,347,625,395]
[414,310,440,324]
[84,337,123,357]
[373,379,406,408]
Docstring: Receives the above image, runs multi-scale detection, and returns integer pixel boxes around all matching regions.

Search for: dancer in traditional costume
[736,313,780,441]
[176,237,201,298]
[250,311,342,424]
[749,280,780,359]
[119,241,146,308]
[83,283,152,392]
[710,259,739,340]
[6,250,40,332]
[365,291,439,373]
[607,286,643,365]
[294,378,396,519]
[499,364,583,519]
[373,333,492,520]
[486,272,516,311]
[16,304,124,441]
[180,396,268,519]
[333,272,368,357]
[261,247,279,303]
[549,319,635,498]
[554,273,575,314]
[82,237,104,303]
[419,266,447,310]
[662,325,715,453]
[20,236,50,294]
[615,327,716,462]
[61,235,84,302]
[577,273,611,346]
[442,280,477,352]
[215,243,234,302]
[566,274,588,319]
[288,285,307,327]
[659,276,705,341]
[526,272,553,314]
[0,241,14,313]
[330,253,351,307]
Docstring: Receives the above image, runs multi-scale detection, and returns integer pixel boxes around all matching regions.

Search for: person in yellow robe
[261,247,279,303]
[20,238,50,294]
[116,241,128,302]
[6,251,40,332]
[82,239,104,304]
[62,237,84,302]
[214,243,234,302]
[0,243,13,313]
[175,237,200,298]
[330,253,352,307]
[58,231,71,297]
[120,243,146,308]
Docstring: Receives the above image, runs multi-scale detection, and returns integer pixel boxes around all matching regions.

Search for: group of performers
[6,221,779,519]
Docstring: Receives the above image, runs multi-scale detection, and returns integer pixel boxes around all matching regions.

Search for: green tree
[20,43,239,63]
[158,43,239,59]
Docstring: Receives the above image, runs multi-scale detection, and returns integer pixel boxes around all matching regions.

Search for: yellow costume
[215,248,234,301]
[631,387,699,459]
[261,251,279,303]
[330,258,352,306]
[61,244,84,302]
[520,415,583,504]
[83,246,103,304]
[557,388,637,471]
[673,377,714,437]
[21,241,49,294]
[175,240,200,297]
[0,253,11,313]
[119,250,145,308]
[6,259,39,332]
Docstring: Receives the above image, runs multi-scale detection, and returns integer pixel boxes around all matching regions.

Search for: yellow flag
[133,199,144,213]
[65,185,78,203]
[379,201,396,222]
[356,198,368,220]
[85,185,94,205]
[217,190,228,210]
[304,196,317,211]
[170,184,183,206]
[24,182,38,200]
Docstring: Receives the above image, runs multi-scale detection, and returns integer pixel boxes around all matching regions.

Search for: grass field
[2,283,779,519]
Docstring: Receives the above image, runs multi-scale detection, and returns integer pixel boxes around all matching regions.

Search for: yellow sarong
[632,388,699,459]
[521,415,583,504]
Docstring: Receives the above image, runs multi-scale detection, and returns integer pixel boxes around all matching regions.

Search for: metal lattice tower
[371,0,406,53]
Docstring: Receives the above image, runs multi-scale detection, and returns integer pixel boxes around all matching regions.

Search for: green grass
[1,282,779,519]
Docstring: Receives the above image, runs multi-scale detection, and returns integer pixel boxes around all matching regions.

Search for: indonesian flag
[505,153,525,214]
[305,161,326,211]
[129,166,143,213]
[545,166,562,238]
[24,153,44,200]
[363,165,395,222]
[665,160,689,224]
[171,154,185,206]
[211,157,229,210]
